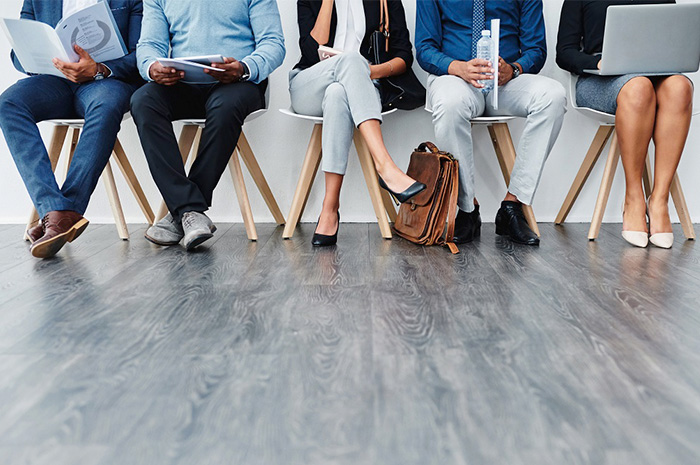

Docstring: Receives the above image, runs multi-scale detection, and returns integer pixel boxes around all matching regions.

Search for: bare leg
[616,77,657,233]
[315,172,343,235]
[648,75,693,235]
[357,119,417,193]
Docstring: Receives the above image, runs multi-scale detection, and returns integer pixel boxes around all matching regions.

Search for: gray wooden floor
[0,221,699,465]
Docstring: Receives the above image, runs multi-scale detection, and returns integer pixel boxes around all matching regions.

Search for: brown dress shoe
[30,211,89,259]
[26,223,44,244]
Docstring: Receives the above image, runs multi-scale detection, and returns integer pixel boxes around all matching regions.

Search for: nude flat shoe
[621,203,648,248]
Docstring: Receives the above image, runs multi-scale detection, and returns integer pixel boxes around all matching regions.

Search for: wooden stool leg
[588,131,621,241]
[112,138,155,225]
[229,148,258,241]
[102,160,129,240]
[155,124,199,222]
[488,123,540,237]
[670,173,696,240]
[555,125,614,224]
[236,131,286,226]
[25,125,70,240]
[283,124,323,239]
[381,190,398,223]
[353,130,393,240]
[643,154,653,199]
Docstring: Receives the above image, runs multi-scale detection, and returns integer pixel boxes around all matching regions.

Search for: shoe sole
[495,226,539,246]
[185,233,214,251]
[30,218,89,259]
[144,232,182,247]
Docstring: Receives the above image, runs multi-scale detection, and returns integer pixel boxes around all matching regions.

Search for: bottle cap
[482,30,491,37]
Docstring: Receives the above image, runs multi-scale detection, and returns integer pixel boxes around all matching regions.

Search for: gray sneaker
[182,211,217,250]
[145,213,184,246]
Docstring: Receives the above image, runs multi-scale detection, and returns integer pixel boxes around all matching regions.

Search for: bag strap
[417,142,440,154]
[444,161,460,255]
[379,0,390,52]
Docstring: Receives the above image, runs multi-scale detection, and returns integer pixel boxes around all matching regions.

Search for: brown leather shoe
[26,223,44,244]
[30,211,89,259]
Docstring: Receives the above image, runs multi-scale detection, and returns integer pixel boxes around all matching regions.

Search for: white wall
[1,0,698,224]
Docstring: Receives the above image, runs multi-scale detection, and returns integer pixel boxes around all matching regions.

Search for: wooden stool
[280,108,399,240]
[556,75,696,241]
[155,109,286,242]
[24,117,155,241]
[424,108,541,237]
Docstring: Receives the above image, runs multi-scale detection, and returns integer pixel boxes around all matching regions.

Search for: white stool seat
[279,107,398,122]
[177,108,268,127]
[46,113,133,128]
[423,105,517,124]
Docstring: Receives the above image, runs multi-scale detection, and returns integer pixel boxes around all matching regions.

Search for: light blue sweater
[137,0,286,84]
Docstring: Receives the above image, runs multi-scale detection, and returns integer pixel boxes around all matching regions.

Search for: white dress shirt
[333,0,365,53]
[63,0,99,19]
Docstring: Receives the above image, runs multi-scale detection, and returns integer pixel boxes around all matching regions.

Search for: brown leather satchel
[393,142,460,254]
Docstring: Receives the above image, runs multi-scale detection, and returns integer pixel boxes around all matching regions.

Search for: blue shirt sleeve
[136,0,170,81]
[415,0,454,76]
[239,0,286,84]
[515,0,547,74]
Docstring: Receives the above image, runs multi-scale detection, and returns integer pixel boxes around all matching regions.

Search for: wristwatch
[93,63,108,81]
[239,61,251,82]
[510,62,521,79]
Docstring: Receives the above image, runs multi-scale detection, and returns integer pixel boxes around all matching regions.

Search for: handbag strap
[379,0,390,52]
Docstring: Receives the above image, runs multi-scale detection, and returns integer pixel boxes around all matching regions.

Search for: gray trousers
[290,52,382,175]
[428,74,567,213]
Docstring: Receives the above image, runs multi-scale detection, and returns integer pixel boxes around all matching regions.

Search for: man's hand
[448,59,494,88]
[205,57,245,84]
[498,57,514,86]
[149,61,185,86]
[53,45,98,83]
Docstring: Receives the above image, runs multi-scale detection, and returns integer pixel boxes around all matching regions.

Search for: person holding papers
[416,0,567,246]
[557,0,694,249]
[291,0,426,247]
[0,0,143,259]
[131,0,285,251]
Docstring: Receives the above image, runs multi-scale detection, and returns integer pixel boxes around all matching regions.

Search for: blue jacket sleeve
[240,0,286,84]
[102,0,143,82]
[136,0,170,81]
[415,0,453,76]
[10,0,35,74]
[515,0,547,74]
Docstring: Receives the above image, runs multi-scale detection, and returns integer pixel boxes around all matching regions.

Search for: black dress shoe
[378,177,427,204]
[495,201,540,246]
[312,212,340,247]
[453,205,482,244]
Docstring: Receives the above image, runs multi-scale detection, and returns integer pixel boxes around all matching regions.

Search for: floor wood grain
[0,222,698,465]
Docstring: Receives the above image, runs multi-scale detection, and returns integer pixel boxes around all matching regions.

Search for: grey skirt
[576,73,683,114]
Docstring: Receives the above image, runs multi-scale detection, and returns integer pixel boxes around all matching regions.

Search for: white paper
[1,0,126,77]
[1,19,69,77]
[54,1,127,63]
[490,19,500,110]
[157,58,225,84]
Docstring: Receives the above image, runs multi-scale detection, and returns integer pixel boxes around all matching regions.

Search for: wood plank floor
[0,222,699,465]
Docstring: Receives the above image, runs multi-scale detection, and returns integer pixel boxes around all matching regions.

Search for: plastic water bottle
[476,30,494,94]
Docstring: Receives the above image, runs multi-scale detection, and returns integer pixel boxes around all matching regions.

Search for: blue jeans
[0,75,137,218]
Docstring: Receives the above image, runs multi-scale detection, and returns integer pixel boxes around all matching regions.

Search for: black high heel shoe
[378,177,426,204]
[312,212,340,247]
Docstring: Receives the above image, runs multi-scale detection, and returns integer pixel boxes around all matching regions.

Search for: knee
[530,82,568,115]
[658,75,694,110]
[0,88,24,124]
[432,91,480,122]
[206,91,250,126]
[130,84,163,119]
[85,97,126,123]
[322,83,349,109]
[618,77,656,112]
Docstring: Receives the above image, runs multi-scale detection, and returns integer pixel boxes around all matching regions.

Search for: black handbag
[367,0,426,112]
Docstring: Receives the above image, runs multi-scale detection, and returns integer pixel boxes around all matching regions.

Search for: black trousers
[131,80,266,221]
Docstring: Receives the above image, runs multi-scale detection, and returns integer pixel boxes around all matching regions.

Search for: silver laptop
[584,3,700,76]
